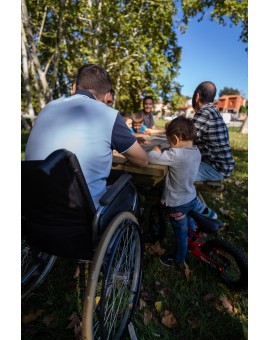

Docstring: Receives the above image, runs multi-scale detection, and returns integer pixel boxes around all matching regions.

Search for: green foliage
[219,87,241,97]
[22,0,182,114]
[181,0,248,45]
[239,105,248,113]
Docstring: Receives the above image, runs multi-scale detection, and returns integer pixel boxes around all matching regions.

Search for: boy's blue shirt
[130,124,147,133]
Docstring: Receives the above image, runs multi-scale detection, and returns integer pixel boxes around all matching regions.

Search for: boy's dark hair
[195,81,216,103]
[76,64,112,98]
[143,96,154,104]
[166,116,197,141]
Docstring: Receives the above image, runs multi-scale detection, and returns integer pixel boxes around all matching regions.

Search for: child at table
[131,114,165,135]
[148,116,217,269]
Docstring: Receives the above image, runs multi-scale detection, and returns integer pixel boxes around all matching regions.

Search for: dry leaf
[66,312,81,329]
[43,311,59,328]
[150,241,166,255]
[161,310,179,328]
[219,296,234,314]
[235,181,242,187]
[144,310,153,325]
[139,298,147,310]
[22,309,44,324]
[219,207,231,217]
[183,262,191,281]
[188,318,201,330]
[155,301,163,312]
[218,223,229,232]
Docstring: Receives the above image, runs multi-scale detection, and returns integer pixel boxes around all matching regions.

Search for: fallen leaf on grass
[219,207,231,217]
[219,296,234,313]
[155,301,163,312]
[235,181,243,187]
[161,310,179,328]
[218,223,229,232]
[43,311,59,328]
[139,298,147,310]
[212,296,237,314]
[22,308,44,324]
[144,310,153,325]
[66,312,82,340]
[188,317,201,330]
[183,262,191,281]
[150,241,166,255]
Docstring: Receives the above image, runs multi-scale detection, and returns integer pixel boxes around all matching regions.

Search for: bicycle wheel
[21,240,56,299]
[82,212,142,340]
[200,239,248,291]
[149,204,166,242]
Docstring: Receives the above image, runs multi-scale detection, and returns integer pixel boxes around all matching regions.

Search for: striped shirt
[192,103,235,178]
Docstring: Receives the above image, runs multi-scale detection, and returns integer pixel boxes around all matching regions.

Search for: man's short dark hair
[195,81,216,103]
[76,64,112,98]
[143,96,154,104]
[109,89,115,98]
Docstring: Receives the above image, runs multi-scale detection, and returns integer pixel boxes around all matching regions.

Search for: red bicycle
[149,205,248,291]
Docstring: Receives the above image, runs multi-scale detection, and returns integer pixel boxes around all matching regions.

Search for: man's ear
[72,83,76,94]
[195,92,200,103]
[102,92,110,104]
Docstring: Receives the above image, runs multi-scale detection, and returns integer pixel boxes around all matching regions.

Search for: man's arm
[122,141,148,167]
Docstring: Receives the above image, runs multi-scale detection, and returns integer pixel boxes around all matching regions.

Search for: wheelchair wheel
[200,239,248,291]
[21,240,56,299]
[82,212,142,340]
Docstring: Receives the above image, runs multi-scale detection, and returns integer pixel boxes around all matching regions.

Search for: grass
[21,125,248,339]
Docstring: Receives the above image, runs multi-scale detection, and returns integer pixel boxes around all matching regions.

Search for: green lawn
[21,127,248,339]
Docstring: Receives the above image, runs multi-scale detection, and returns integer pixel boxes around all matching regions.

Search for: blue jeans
[196,161,224,181]
[167,197,206,264]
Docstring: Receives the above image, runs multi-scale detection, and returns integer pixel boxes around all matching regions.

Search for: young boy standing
[148,116,216,268]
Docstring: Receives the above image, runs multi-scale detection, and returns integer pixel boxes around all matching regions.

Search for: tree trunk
[22,0,52,103]
[21,23,35,117]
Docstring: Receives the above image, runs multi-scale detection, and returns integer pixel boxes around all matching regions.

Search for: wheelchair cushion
[22,149,96,259]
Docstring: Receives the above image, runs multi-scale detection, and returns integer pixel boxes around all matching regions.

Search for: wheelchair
[21,149,143,339]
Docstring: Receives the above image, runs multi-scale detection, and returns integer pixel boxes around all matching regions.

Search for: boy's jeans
[167,197,205,264]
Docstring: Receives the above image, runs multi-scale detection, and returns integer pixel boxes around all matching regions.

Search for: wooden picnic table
[112,134,169,187]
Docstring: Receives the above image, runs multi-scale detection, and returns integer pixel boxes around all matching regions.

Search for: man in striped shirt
[192,81,235,181]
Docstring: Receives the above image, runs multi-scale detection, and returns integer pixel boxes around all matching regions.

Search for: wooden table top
[112,134,169,186]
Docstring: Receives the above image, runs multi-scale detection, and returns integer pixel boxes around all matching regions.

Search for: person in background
[121,113,133,130]
[192,81,235,181]
[25,64,148,208]
[131,114,165,135]
[106,89,115,107]
[148,116,217,269]
[137,96,156,129]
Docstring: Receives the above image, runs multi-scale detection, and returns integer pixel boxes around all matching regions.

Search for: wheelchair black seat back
[22,149,143,339]
[22,148,138,259]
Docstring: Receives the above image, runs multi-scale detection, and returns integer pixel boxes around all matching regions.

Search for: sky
[175,17,248,99]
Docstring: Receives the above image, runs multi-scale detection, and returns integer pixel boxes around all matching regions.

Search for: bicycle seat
[188,210,223,233]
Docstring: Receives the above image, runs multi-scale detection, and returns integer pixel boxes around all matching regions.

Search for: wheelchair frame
[21,149,143,339]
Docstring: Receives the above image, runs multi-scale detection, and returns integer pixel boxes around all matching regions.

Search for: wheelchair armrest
[99,174,132,206]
